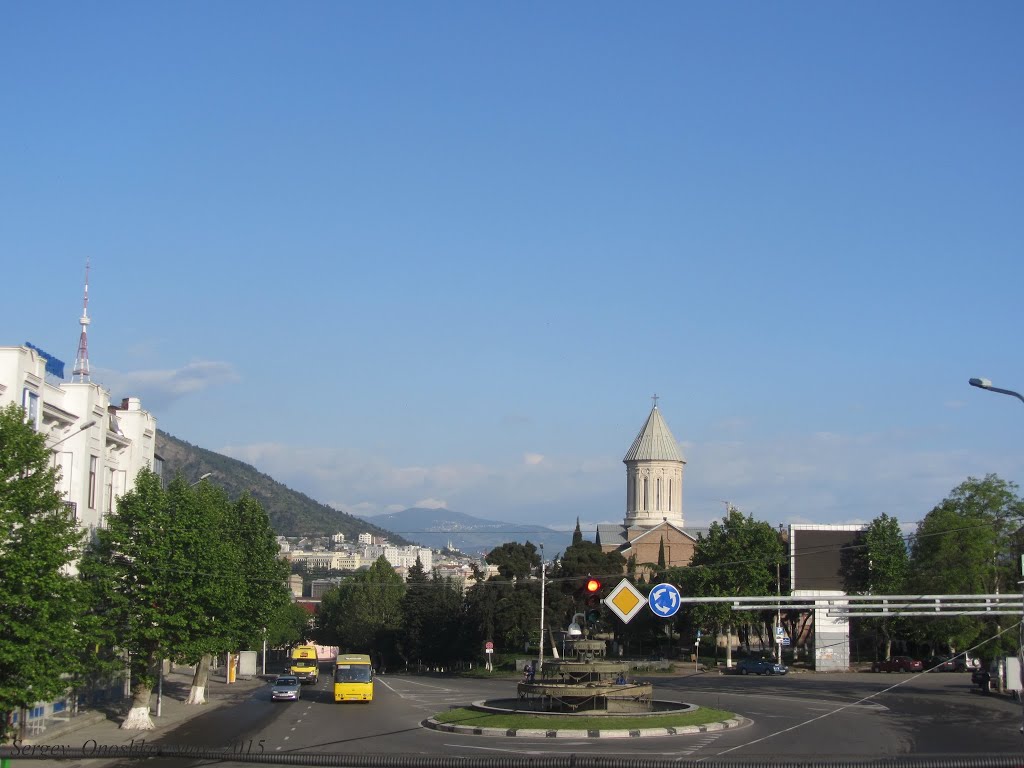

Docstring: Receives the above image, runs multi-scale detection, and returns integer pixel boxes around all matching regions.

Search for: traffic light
[584,577,603,625]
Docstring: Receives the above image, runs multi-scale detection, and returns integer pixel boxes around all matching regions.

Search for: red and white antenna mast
[72,260,91,382]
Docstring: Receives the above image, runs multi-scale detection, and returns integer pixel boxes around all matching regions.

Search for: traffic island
[424,702,745,738]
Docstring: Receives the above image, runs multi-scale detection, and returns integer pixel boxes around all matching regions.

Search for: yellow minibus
[333,654,373,702]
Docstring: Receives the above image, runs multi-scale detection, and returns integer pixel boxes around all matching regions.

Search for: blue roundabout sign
[648,583,682,618]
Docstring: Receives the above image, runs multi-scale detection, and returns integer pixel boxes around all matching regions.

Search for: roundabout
[424,633,741,738]
[424,701,745,739]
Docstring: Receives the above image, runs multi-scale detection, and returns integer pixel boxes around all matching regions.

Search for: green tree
[314,556,404,669]
[485,541,541,580]
[0,404,87,743]
[550,539,625,632]
[180,490,291,704]
[265,601,313,650]
[909,474,1024,659]
[80,468,180,730]
[572,518,583,547]
[464,576,508,652]
[228,494,292,649]
[675,507,785,663]
[841,513,908,660]
[421,571,468,667]
[168,477,244,706]
[397,557,430,667]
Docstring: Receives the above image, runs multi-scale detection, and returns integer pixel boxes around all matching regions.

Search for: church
[596,401,700,570]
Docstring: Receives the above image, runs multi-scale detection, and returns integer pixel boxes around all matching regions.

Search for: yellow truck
[289,645,320,684]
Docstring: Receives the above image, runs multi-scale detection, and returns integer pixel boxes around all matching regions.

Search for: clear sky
[3,2,1022,536]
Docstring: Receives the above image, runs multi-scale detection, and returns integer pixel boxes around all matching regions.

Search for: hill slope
[156,431,407,543]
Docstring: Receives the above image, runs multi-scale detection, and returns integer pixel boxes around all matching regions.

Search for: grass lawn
[434,706,735,731]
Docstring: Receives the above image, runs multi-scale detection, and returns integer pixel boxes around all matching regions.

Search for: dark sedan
[736,657,788,675]
[871,655,923,673]
[925,656,957,672]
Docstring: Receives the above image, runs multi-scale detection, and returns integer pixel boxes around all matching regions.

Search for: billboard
[790,524,866,592]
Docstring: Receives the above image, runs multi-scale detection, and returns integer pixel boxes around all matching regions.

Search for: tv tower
[72,260,91,382]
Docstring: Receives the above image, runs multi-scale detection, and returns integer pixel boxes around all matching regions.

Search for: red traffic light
[585,578,601,593]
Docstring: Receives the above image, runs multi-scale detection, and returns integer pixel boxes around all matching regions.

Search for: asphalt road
[107,668,1024,766]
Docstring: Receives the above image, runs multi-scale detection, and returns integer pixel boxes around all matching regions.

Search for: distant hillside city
[280,531,497,600]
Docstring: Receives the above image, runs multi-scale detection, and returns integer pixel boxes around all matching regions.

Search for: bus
[289,645,320,684]
[333,654,374,702]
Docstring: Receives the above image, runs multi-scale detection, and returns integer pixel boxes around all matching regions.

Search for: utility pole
[777,561,783,665]
[538,544,545,675]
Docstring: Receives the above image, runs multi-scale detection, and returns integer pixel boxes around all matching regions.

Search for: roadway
[106,668,1024,766]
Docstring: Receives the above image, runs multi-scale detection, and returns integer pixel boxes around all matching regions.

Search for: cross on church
[651,393,659,408]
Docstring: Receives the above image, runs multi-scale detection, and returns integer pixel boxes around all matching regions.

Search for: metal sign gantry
[673,593,1024,618]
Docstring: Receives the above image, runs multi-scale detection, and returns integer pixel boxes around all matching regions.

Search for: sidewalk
[2,667,272,763]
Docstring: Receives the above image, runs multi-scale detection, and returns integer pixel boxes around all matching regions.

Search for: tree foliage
[908,474,1024,658]
[841,513,908,595]
[80,470,292,724]
[314,556,405,667]
[675,508,785,636]
[485,541,541,580]
[0,404,86,743]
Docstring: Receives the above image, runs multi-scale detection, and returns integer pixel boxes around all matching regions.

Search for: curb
[424,716,748,739]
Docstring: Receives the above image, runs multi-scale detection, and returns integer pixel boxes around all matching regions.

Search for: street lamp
[50,419,97,449]
[967,377,1024,737]
[190,472,213,486]
[969,378,1024,405]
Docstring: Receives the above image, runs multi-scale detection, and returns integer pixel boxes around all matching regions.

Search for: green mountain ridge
[155,430,408,544]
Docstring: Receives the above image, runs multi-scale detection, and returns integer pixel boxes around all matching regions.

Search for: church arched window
[642,478,648,510]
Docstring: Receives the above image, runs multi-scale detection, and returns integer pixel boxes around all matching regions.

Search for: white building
[357,532,374,545]
[0,345,157,540]
[374,545,433,571]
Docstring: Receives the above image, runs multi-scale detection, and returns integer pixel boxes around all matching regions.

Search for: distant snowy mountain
[360,507,573,556]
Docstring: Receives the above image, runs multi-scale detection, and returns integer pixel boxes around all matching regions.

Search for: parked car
[871,656,923,673]
[271,675,302,702]
[925,656,957,672]
[972,662,1000,692]
[736,657,788,675]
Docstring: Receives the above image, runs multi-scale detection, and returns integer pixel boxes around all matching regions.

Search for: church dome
[623,406,684,463]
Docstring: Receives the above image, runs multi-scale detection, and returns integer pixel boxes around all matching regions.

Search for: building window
[22,389,39,427]
[105,468,114,513]
[669,479,673,511]
[88,456,98,509]
[642,478,648,510]
[627,475,634,511]
[657,478,662,509]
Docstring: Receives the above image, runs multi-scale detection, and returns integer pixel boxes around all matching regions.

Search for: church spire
[623,401,686,528]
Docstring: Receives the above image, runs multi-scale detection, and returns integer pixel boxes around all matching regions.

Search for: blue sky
[3,2,1023,536]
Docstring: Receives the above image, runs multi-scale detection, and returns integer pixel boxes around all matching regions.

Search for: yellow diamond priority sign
[604,578,646,624]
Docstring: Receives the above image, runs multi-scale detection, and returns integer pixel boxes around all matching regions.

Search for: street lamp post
[190,472,213,486]
[970,378,1024,405]
[49,419,97,449]
[538,544,545,675]
[967,377,1024,740]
